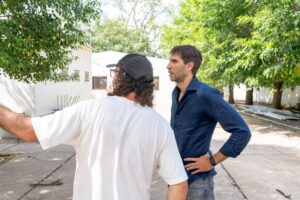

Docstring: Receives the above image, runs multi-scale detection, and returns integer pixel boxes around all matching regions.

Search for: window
[153,76,159,90]
[92,76,107,90]
[85,71,90,82]
[74,70,80,81]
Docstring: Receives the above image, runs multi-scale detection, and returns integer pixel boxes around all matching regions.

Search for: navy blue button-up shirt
[171,77,251,183]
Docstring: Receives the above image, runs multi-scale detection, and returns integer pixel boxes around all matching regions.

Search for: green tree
[97,0,165,56]
[162,0,300,109]
[0,0,100,83]
[161,0,252,103]
[89,18,152,55]
[236,0,300,108]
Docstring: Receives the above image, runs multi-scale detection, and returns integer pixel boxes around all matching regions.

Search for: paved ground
[0,113,299,200]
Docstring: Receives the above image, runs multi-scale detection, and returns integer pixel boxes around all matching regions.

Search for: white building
[92,51,175,120]
[0,46,93,138]
[224,85,300,108]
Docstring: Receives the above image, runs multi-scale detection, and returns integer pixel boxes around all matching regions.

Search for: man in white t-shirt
[0,53,188,200]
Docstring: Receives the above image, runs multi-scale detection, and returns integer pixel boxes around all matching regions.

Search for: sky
[101,0,179,23]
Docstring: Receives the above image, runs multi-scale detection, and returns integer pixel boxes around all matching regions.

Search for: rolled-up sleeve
[203,90,251,157]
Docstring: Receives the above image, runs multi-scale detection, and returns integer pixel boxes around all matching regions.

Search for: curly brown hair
[108,68,154,107]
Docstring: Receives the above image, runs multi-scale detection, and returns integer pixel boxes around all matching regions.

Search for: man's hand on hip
[184,153,213,174]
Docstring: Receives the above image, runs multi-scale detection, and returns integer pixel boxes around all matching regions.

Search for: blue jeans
[187,176,215,200]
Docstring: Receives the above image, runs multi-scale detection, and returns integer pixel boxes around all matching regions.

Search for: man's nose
[167,63,171,69]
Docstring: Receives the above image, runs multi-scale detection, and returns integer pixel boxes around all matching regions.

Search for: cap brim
[106,64,117,68]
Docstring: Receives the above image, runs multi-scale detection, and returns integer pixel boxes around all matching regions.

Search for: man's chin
[169,76,175,82]
[171,77,178,82]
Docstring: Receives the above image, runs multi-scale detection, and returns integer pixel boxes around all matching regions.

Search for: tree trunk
[272,81,283,109]
[228,85,235,104]
[245,88,253,105]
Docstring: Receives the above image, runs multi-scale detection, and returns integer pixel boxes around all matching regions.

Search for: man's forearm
[168,181,188,200]
[213,151,227,165]
[0,105,37,142]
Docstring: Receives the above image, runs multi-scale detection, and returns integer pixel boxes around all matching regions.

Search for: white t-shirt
[31,96,187,200]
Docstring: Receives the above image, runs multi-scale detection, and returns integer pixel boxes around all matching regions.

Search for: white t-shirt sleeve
[31,103,83,150]
[157,127,188,185]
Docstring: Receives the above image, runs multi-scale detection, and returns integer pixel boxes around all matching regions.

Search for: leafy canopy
[0,0,100,82]
[89,18,152,56]
[161,0,300,90]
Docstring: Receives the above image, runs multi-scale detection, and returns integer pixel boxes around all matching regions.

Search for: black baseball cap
[107,53,153,82]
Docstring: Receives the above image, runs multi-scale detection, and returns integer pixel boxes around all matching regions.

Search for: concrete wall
[34,81,91,116]
[0,46,93,138]
[35,46,93,116]
[224,85,300,107]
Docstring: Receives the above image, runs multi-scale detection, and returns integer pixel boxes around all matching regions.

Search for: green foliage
[94,0,165,56]
[237,0,300,88]
[296,101,300,110]
[0,0,100,83]
[161,0,252,89]
[160,0,203,56]
[89,18,153,56]
[161,0,300,91]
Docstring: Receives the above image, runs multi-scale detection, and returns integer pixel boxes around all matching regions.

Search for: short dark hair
[108,68,154,107]
[170,45,202,76]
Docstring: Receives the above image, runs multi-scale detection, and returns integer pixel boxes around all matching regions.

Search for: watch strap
[209,156,217,166]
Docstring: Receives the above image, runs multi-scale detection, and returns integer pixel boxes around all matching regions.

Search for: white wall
[224,85,300,107]
[34,46,93,116]
[151,57,175,121]
[34,46,93,115]
[68,46,93,88]
[92,51,175,120]
[0,46,93,138]
[34,81,92,116]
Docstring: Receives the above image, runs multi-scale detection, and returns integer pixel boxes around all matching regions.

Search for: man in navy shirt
[167,45,251,200]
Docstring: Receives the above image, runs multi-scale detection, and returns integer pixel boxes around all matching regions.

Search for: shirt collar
[185,76,199,91]
[173,76,199,97]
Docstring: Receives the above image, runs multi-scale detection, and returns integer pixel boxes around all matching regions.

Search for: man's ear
[186,61,194,72]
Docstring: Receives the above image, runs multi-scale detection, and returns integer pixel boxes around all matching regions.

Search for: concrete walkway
[0,113,299,200]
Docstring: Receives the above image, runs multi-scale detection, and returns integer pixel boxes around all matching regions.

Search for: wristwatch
[209,156,217,166]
